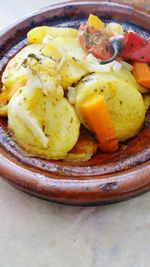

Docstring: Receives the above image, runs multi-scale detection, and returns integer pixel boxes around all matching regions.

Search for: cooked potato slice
[42,36,88,68]
[41,42,62,62]
[27,26,78,44]
[2,44,43,88]
[59,57,88,89]
[8,87,80,160]
[66,133,98,162]
[42,36,88,89]
[75,73,146,142]
[41,36,88,89]
[53,36,88,61]
[115,68,148,94]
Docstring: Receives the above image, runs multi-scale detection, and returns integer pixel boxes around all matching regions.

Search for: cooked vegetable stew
[0,14,149,161]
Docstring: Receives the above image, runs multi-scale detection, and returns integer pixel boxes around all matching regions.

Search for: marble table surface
[0,1,150,267]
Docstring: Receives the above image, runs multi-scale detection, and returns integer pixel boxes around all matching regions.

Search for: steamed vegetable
[42,35,88,89]
[24,54,63,101]
[66,133,98,161]
[75,73,146,142]
[27,26,78,44]
[79,15,125,64]
[8,86,80,160]
[79,14,150,64]
[132,62,150,89]
[79,24,123,64]
[53,36,88,61]
[80,94,118,152]
[41,43,62,62]
[114,67,148,94]
[59,57,88,89]
[2,44,44,88]
[119,32,150,63]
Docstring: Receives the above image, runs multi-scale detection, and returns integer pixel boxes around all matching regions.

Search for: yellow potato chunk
[59,57,88,89]
[115,68,148,94]
[75,73,146,142]
[2,44,43,88]
[42,36,88,89]
[8,87,80,159]
[27,26,78,44]
[54,36,88,61]
[41,43,62,62]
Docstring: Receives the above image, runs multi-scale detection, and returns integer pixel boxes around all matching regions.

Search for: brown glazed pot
[0,0,150,205]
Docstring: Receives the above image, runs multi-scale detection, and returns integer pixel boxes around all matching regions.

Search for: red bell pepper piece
[119,32,150,63]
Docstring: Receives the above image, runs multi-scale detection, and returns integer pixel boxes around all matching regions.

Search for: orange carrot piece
[132,62,150,89]
[0,77,26,105]
[80,94,118,152]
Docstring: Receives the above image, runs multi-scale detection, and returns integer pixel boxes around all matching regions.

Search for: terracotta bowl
[0,0,150,205]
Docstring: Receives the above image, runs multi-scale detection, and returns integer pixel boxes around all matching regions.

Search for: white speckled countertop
[0,1,150,267]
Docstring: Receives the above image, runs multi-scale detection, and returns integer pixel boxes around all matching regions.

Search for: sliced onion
[85,54,114,73]
[13,104,48,148]
[67,86,76,104]
[85,54,124,73]
[42,34,54,44]
[112,61,122,73]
